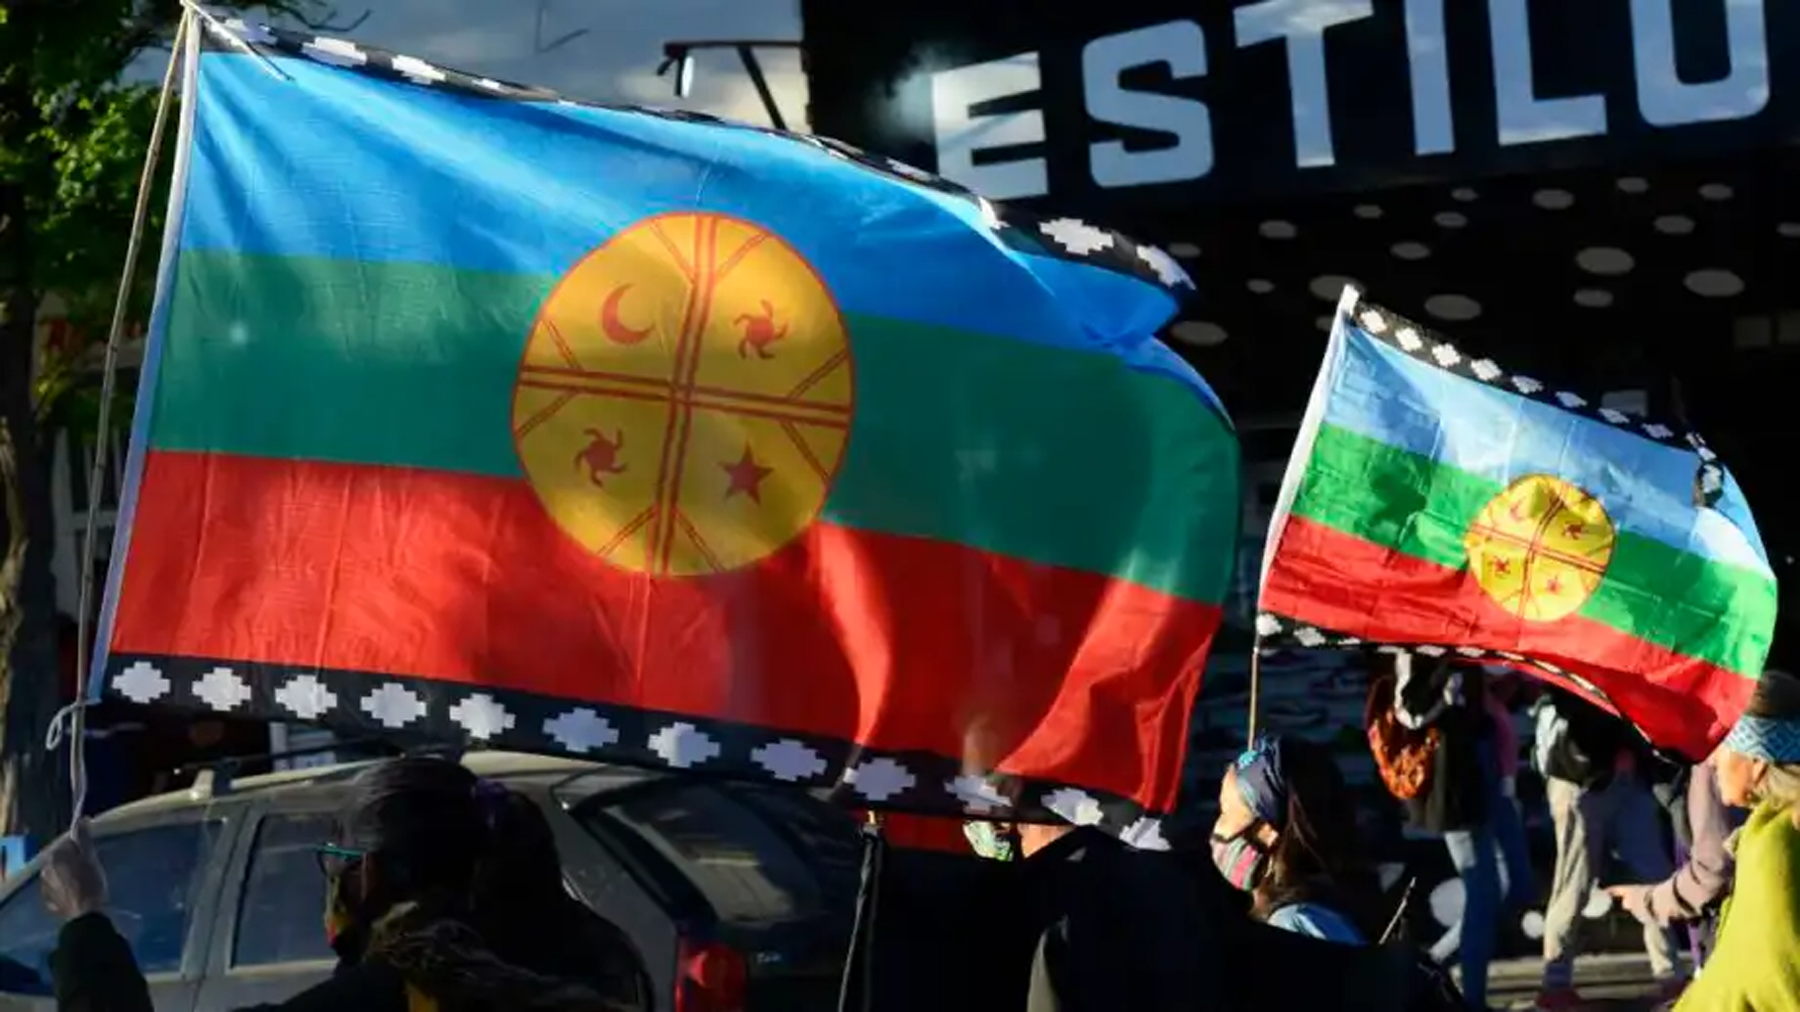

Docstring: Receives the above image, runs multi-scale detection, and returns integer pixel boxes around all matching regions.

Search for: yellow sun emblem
[511,213,854,577]
[1465,474,1616,622]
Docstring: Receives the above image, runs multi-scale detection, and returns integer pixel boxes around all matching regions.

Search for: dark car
[0,751,861,1012]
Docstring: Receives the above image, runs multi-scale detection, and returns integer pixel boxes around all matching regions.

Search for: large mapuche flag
[93,21,1237,838]
[1259,288,1774,760]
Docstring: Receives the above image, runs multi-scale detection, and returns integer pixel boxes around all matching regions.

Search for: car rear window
[579,784,859,925]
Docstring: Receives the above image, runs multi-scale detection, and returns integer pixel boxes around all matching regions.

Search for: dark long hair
[1249,737,1385,938]
[470,789,650,1007]
[338,757,631,1010]
[339,755,489,914]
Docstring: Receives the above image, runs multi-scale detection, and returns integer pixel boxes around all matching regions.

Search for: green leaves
[34,83,163,304]
[0,0,324,434]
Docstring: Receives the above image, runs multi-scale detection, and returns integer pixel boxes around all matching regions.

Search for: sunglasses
[313,843,366,879]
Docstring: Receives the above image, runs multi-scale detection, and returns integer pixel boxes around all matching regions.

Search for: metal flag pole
[834,809,888,1012]
[55,9,193,827]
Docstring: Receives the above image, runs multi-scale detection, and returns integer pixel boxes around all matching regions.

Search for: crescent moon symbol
[600,284,655,345]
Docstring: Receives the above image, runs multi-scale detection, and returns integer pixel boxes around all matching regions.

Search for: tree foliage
[0,0,344,840]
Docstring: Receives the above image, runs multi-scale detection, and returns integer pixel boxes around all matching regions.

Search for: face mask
[1210,828,1267,892]
[964,820,1019,861]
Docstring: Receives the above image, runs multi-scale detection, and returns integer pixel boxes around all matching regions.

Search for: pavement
[1480,953,1672,1010]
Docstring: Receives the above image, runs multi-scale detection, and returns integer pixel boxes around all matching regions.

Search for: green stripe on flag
[1291,423,1775,675]
[149,250,1237,601]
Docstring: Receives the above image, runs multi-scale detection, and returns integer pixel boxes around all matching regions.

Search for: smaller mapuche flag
[92,20,1238,841]
[1258,287,1775,760]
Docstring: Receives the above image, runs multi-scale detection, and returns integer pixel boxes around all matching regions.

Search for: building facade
[802,0,1795,954]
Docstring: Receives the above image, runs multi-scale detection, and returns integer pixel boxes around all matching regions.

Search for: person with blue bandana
[1211,734,1382,944]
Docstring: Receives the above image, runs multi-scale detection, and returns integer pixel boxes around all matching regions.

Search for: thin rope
[60,11,191,829]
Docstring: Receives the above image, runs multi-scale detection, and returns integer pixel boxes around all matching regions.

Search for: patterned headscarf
[1232,735,1289,829]
[1723,668,1800,764]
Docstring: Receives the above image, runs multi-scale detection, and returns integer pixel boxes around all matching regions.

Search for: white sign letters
[927,0,1773,200]
[931,53,1049,200]
[1083,21,1213,188]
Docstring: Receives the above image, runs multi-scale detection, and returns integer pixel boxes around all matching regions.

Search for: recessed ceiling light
[1259,220,1298,240]
[1574,289,1614,308]
[1247,278,1275,294]
[1167,242,1202,258]
[1533,189,1575,210]
[1353,205,1384,220]
[1434,211,1468,229]
[1684,269,1745,298]
[1391,242,1432,261]
[1169,320,1229,347]
[1654,215,1696,235]
[1425,294,1483,321]
[1699,183,1734,201]
[1575,248,1636,276]
[1616,177,1650,194]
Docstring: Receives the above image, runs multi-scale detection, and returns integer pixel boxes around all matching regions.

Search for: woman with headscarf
[43,755,639,1012]
[1211,733,1384,943]
[1671,667,1800,1012]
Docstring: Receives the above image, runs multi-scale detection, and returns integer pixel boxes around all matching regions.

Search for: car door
[0,808,237,1012]
[193,798,342,1012]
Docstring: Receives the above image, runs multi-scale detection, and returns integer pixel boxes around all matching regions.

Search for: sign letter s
[1083,21,1215,189]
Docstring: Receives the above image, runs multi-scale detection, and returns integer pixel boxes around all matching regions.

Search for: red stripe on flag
[855,810,976,854]
[1263,515,1750,759]
[109,450,1219,809]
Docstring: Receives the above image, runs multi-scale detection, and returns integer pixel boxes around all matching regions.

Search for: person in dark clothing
[470,789,650,1008]
[959,810,1221,1010]
[45,756,637,1012]
[1212,734,1383,943]
[1393,656,1490,845]
[956,766,1458,1012]
[1018,824,1221,1011]
[1012,823,1461,1012]
[1392,656,1527,1009]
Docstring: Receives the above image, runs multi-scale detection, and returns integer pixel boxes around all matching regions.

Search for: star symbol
[721,445,773,504]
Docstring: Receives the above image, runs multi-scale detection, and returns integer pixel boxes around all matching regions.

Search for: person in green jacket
[1675,667,1800,1012]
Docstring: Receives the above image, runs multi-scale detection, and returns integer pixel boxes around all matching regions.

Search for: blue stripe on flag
[1322,324,1772,575]
[178,53,1202,396]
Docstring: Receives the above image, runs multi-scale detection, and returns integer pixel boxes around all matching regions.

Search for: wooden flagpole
[57,9,193,826]
[1245,636,1264,750]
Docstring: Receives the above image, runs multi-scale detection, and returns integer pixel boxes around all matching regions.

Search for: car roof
[98,750,609,821]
